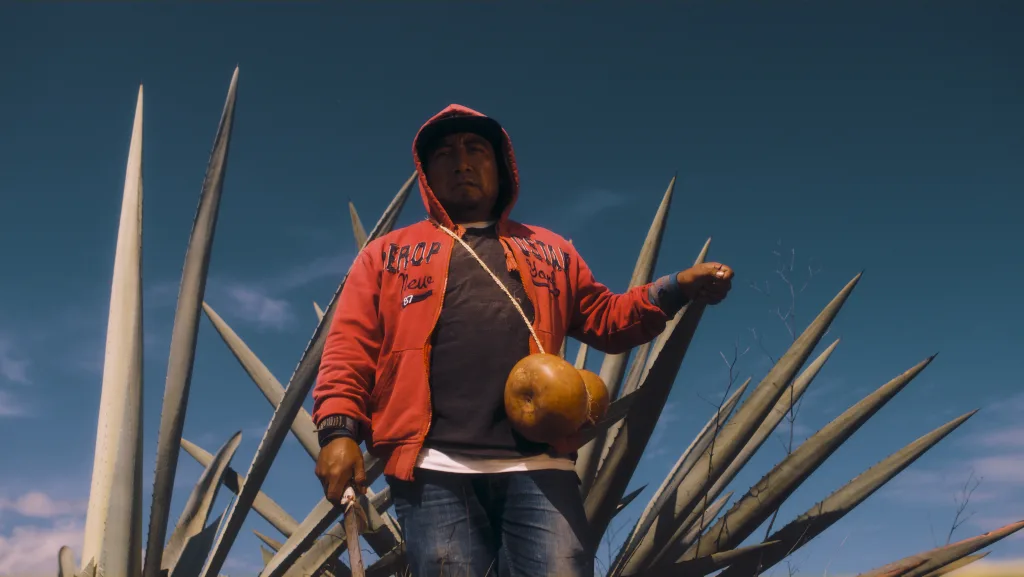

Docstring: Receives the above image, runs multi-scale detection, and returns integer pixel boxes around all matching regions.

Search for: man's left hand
[676,262,734,305]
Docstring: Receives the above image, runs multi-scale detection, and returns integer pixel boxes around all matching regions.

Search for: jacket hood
[412,104,520,230]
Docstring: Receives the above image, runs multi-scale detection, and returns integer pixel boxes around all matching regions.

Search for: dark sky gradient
[0,2,1021,575]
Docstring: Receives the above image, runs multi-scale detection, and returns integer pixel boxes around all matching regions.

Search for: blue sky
[0,2,1021,576]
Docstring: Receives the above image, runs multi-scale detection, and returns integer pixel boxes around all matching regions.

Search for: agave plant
[65,70,1021,577]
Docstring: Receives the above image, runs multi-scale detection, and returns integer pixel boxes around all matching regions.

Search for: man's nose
[453,146,472,172]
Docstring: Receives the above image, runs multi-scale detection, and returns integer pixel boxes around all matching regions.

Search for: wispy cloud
[0,492,86,519]
[146,251,353,332]
[220,284,294,331]
[0,390,28,418]
[0,337,30,385]
[0,518,83,577]
[970,425,1024,449]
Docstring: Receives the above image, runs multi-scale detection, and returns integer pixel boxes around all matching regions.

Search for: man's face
[424,132,501,222]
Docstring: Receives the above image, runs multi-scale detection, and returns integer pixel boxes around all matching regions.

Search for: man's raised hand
[676,262,734,305]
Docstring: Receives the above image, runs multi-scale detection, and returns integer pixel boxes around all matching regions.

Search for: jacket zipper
[420,228,456,447]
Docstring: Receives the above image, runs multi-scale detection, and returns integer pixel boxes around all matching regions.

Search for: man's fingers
[352,457,367,494]
[326,477,347,504]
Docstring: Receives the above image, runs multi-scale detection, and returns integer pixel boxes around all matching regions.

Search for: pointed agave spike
[614,379,749,576]
[282,524,351,577]
[59,546,76,577]
[897,520,1024,577]
[648,338,842,570]
[81,85,145,577]
[162,432,242,573]
[590,237,711,486]
[199,173,413,577]
[200,302,398,547]
[718,410,978,577]
[680,355,935,563]
[259,498,344,577]
[585,243,724,541]
[144,67,239,577]
[181,438,299,536]
[639,541,782,577]
[78,559,97,577]
[857,521,1024,577]
[615,485,647,517]
[637,273,862,569]
[254,531,284,552]
[576,177,675,493]
[260,546,275,567]
[920,552,988,577]
[168,514,223,577]
[313,301,325,322]
[202,302,320,458]
[574,342,589,370]
[695,339,841,512]
[574,388,640,447]
[349,201,369,249]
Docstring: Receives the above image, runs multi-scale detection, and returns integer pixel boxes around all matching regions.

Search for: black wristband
[316,415,363,448]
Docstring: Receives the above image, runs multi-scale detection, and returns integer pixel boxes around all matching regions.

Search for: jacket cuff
[648,273,690,317]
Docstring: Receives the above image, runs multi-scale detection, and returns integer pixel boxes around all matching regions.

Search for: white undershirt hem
[415,447,575,474]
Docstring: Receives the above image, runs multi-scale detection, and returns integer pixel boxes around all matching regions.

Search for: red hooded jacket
[312,104,672,481]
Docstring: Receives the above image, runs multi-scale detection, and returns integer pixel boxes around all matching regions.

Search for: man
[313,104,733,577]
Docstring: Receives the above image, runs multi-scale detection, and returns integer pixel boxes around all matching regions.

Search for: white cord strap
[437,225,546,355]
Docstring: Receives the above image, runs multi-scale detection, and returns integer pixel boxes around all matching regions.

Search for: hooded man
[313,104,734,577]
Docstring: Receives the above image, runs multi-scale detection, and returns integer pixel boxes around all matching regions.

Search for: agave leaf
[77,559,97,577]
[169,514,223,577]
[678,491,733,547]
[614,379,749,576]
[365,544,408,577]
[895,520,1024,577]
[181,438,299,536]
[202,300,399,546]
[586,301,706,540]
[259,498,344,577]
[921,552,988,577]
[199,173,413,577]
[254,531,283,552]
[574,389,640,447]
[585,238,719,540]
[144,68,239,577]
[718,410,977,577]
[679,355,934,564]
[81,85,146,577]
[642,541,781,577]
[349,200,368,249]
[281,523,349,577]
[639,273,861,569]
[642,340,841,572]
[59,546,76,577]
[260,545,275,567]
[574,342,590,370]
[592,238,711,481]
[576,176,675,493]
[372,486,393,512]
[314,301,325,322]
[692,339,841,517]
[162,432,242,572]
[615,485,647,517]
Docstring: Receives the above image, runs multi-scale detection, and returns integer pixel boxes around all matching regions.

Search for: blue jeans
[387,468,594,577]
